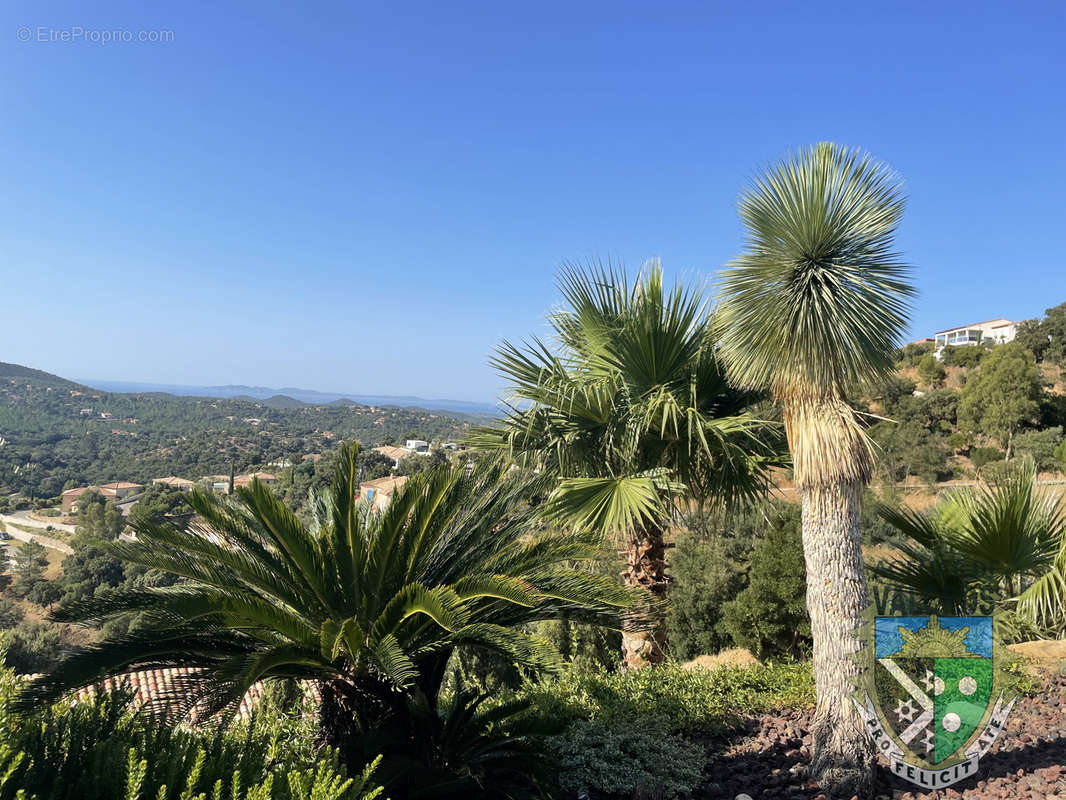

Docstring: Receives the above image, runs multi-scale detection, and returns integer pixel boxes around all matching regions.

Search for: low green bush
[970,446,1004,470]
[549,720,703,800]
[521,661,813,799]
[1013,426,1064,471]
[523,661,814,738]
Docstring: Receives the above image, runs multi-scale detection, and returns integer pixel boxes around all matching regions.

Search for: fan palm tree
[872,462,1066,633]
[470,261,782,668]
[19,445,630,796]
[716,142,914,796]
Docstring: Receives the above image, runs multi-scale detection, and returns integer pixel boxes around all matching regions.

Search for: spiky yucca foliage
[717,142,914,797]
[19,446,630,797]
[471,261,782,668]
[873,463,1066,634]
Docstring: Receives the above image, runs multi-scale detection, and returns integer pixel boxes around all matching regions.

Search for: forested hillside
[0,362,482,500]
[864,302,1066,485]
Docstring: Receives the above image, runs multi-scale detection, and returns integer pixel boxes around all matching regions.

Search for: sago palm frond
[18,445,632,718]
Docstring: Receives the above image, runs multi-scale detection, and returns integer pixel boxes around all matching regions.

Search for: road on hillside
[0,513,74,555]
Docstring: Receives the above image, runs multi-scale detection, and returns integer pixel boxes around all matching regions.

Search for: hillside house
[61,482,141,513]
[405,439,430,452]
[233,472,278,488]
[99,482,143,499]
[153,476,195,491]
[372,445,409,469]
[358,475,408,512]
[61,486,111,513]
[933,318,1016,350]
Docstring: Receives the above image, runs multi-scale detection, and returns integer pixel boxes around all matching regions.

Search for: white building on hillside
[933,318,1016,350]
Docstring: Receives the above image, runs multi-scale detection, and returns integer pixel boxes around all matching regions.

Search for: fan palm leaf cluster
[873,462,1066,633]
[471,260,782,667]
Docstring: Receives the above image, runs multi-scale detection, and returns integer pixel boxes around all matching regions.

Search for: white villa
[933,318,1016,350]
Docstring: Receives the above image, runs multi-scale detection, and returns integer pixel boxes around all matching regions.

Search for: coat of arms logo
[852,614,1016,790]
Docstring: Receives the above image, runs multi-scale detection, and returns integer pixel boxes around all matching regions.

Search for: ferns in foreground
[0,664,377,800]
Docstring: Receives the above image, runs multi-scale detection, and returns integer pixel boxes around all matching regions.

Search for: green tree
[74,491,125,541]
[719,505,810,659]
[1015,301,1066,364]
[472,262,781,668]
[0,597,24,629]
[2,621,67,673]
[939,345,984,368]
[666,521,748,659]
[959,342,1043,459]
[12,541,48,598]
[1013,427,1064,472]
[127,484,189,528]
[916,353,946,388]
[19,446,630,797]
[717,142,914,795]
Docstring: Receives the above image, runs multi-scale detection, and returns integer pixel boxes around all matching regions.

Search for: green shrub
[970,446,1004,470]
[917,354,946,387]
[1,621,68,673]
[719,508,809,659]
[947,432,970,452]
[940,345,984,368]
[522,661,814,738]
[666,530,744,659]
[0,599,24,630]
[1013,426,1064,472]
[549,720,703,799]
[893,342,933,368]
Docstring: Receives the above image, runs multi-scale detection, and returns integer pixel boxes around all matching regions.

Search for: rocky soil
[703,667,1066,800]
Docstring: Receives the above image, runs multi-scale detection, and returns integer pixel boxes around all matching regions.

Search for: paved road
[0,513,74,554]
[4,510,77,535]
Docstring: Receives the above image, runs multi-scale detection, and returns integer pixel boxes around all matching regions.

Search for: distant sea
[79,379,500,416]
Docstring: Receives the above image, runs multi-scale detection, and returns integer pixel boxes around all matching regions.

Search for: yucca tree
[717,143,914,796]
[19,445,630,794]
[873,463,1066,633]
[471,261,782,668]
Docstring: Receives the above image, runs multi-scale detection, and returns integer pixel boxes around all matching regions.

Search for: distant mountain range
[79,379,500,416]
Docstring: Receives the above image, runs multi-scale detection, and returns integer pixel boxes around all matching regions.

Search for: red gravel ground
[703,668,1066,800]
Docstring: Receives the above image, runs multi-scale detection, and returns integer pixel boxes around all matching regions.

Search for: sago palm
[471,260,781,668]
[19,445,630,795]
[872,463,1066,634]
[717,142,914,796]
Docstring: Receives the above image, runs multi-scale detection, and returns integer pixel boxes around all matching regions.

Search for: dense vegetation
[0,362,480,501]
[865,304,1066,486]
[2,153,1064,797]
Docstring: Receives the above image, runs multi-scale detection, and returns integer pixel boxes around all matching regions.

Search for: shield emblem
[873,615,994,765]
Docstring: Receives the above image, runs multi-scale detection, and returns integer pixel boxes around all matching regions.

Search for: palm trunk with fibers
[620,522,668,669]
[786,397,876,797]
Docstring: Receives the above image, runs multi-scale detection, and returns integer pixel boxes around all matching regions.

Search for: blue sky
[2,1,1063,402]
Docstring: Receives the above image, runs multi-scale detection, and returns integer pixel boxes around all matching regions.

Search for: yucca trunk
[620,522,668,669]
[785,398,876,797]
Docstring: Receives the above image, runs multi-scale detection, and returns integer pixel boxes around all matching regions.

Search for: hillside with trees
[865,301,1066,487]
[0,362,483,502]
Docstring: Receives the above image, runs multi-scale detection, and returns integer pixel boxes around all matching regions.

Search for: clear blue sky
[2,1,1063,402]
